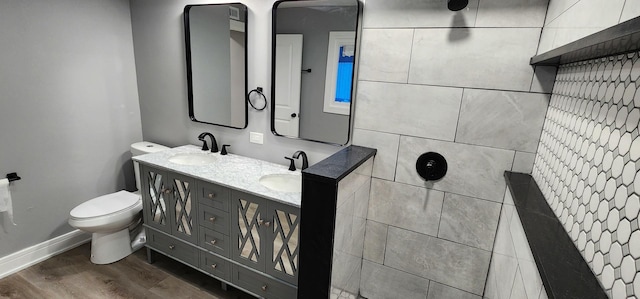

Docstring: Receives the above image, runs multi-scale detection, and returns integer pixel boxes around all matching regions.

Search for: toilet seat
[70,190,140,219]
[69,191,143,233]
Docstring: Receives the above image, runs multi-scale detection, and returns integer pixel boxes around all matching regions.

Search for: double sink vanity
[133,145,302,299]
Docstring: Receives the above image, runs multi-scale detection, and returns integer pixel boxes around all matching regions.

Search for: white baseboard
[0,229,91,279]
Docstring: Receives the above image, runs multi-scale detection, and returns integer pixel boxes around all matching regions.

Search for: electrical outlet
[250,132,264,144]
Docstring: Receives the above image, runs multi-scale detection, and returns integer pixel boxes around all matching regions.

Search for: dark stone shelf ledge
[504,171,607,299]
[530,16,640,66]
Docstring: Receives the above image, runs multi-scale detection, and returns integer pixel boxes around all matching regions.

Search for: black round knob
[416,152,447,181]
[291,113,297,118]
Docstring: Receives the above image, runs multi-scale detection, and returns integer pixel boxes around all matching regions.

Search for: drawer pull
[211,264,217,269]
[261,285,268,291]
[208,193,215,199]
[168,244,175,250]
[258,219,270,227]
[162,188,172,194]
[210,239,217,245]
[209,217,216,222]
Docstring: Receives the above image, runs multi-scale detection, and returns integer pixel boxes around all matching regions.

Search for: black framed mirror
[184,3,248,129]
[271,0,362,145]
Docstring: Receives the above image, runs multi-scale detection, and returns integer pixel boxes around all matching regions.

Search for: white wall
[0,0,142,256]
[130,0,341,169]
[538,0,640,53]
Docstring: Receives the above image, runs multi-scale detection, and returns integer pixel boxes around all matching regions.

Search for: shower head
[447,0,468,11]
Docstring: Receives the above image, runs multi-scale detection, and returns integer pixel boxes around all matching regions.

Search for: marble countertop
[133,145,301,207]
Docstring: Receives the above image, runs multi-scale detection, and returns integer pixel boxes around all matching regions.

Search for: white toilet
[68,141,169,264]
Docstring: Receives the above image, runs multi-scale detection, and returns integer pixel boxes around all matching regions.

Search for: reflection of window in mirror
[323,32,355,116]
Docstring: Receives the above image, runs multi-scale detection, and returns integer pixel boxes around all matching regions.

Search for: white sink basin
[168,153,218,166]
[259,173,302,193]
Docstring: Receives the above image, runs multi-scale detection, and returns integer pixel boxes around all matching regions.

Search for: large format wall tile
[360,260,429,299]
[362,0,479,29]
[620,1,640,22]
[396,136,514,202]
[352,129,399,181]
[456,89,549,152]
[358,29,413,83]
[438,193,501,251]
[363,220,387,264]
[385,227,491,295]
[512,151,537,174]
[544,0,579,25]
[367,179,443,237]
[408,28,540,91]
[475,0,548,28]
[427,281,480,299]
[354,81,462,141]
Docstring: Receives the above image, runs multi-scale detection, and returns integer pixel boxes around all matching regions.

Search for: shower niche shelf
[531,16,640,66]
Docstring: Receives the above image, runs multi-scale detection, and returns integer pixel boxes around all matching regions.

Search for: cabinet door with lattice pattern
[141,165,171,234]
[168,173,198,243]
[266,202,300,285]
[231,191,267,271]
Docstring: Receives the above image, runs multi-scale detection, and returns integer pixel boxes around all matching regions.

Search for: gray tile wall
[485,189,548,299]
[531,52,640,298]
[331,158,374,299]
[351,0,552,297]
[539,0,640,54]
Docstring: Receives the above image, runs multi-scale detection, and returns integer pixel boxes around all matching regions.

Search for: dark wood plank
[0,243,254,299]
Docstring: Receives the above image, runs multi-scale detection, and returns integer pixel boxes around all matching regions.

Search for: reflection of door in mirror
[184,4,247,129]
[271,1,360,145]
[275,34,303,138]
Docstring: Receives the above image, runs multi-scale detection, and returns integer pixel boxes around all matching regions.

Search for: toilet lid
[70,191,140,218]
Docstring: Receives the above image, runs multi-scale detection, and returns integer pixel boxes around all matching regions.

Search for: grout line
[453,88,465,143]
[618,0,628,24]
[357,78,552,95]
[405,29,416,84]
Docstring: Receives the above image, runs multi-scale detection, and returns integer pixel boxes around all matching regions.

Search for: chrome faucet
[292,150,309,170]
[197,132,219,153]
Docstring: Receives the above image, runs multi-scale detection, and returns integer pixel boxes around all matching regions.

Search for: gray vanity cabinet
[231,191,268,271]
[231,191,301,285]
[141,164,299,298]
[140,165,198,244]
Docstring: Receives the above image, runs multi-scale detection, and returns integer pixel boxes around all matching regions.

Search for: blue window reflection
[335,46,354,103]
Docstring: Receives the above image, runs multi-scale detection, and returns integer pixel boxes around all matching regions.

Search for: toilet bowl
[68,142,169,264]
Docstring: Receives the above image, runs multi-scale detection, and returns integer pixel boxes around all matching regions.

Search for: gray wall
[0,0,142,256]
[352,0,553,297]
[276,6,355,144]
[130,0,341,168]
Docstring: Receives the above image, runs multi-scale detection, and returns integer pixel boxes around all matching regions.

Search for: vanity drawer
[199,227,230,258]
[146,229,198,266]
[232,264,297,299]
[199,250,231,281]
[198,182,230,211]
[199,204,230,234]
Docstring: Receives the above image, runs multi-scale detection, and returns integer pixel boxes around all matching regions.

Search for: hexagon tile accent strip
[532,51,640,299]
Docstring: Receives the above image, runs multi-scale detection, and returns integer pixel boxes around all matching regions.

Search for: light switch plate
[250,132,264,144]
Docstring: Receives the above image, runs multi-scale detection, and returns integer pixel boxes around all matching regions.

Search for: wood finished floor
[0,243,256,299]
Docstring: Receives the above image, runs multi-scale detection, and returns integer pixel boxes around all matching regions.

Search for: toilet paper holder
[5,172,20,182]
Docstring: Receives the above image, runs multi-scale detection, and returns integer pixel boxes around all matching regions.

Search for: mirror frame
[184,3,249,129]
[270,0,363,145]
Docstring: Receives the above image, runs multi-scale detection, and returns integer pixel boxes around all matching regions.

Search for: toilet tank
[131,142,170,191]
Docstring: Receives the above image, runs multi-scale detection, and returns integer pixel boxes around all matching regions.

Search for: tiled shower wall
[532,52,640,298]
[350,0,552,297]
[538,0,640,53]
[330,158,374,298]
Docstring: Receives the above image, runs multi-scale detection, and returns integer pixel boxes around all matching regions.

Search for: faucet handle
[221,144,230,155]
[284,157,296,171]
[199,139,209,151]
